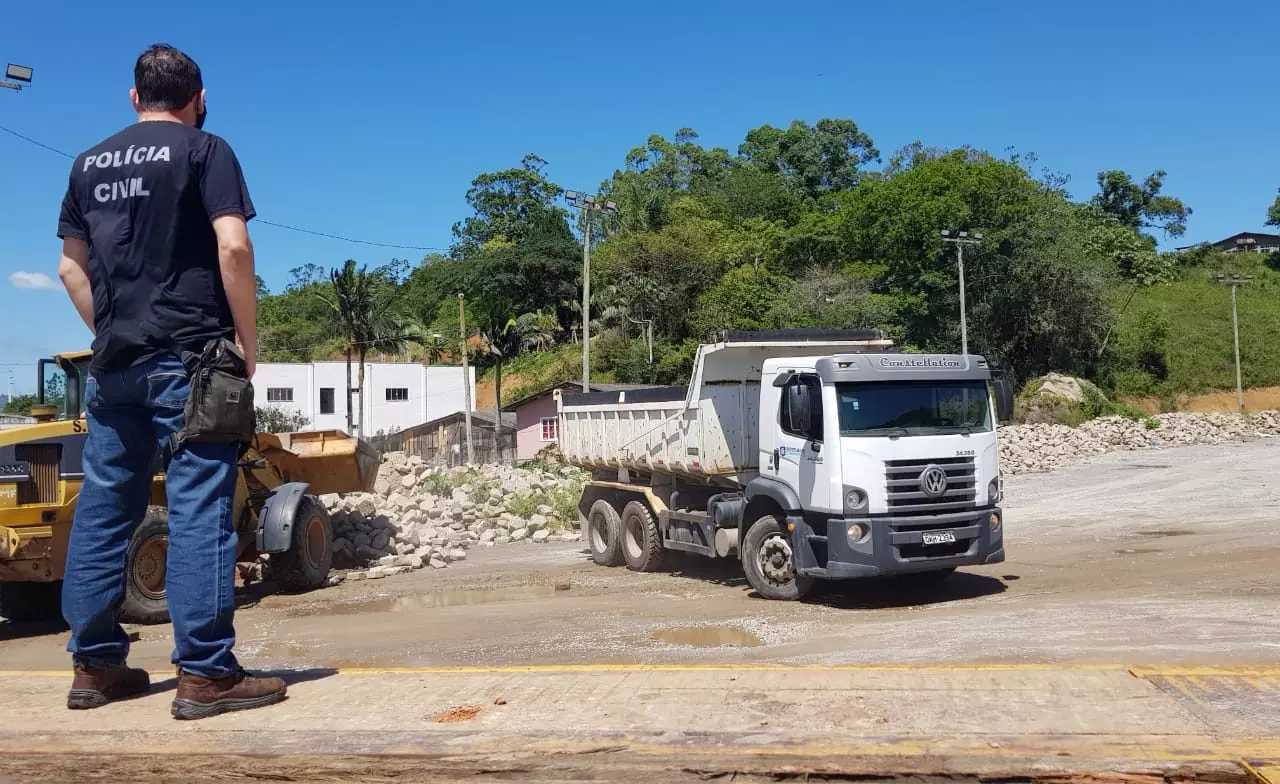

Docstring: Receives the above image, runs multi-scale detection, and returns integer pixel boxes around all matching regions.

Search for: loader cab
[35,350,92,421]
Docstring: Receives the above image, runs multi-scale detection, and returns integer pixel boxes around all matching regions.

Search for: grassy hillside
[1111,254,1280,402]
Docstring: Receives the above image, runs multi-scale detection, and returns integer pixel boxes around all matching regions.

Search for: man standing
[56,43,285,719]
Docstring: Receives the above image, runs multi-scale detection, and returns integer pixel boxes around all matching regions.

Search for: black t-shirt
[57,121,255,373]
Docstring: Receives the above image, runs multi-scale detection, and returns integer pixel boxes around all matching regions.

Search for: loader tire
[121,508,171,625]
[741,515,813,601]
[0,580,63,624]
[621,500,665,573]
[587,499,624,566]
[273,496,334,592]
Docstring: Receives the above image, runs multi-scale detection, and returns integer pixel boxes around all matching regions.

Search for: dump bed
[558,330,893,483]
[252,429,381,495]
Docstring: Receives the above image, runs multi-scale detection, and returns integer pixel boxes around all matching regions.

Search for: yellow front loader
[0,350,379,623]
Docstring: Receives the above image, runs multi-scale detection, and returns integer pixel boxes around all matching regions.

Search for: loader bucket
[252,430,381,495]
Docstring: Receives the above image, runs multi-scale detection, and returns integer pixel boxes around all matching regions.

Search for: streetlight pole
[458,294,474,465]
[565,192,618,390]
[941,230,983,356]
[1215,273,1253,413]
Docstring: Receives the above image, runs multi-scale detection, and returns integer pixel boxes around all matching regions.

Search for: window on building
[319,388,335,415]
[385,387,409,402]
[540,416,559,442]
[266,388,293,403]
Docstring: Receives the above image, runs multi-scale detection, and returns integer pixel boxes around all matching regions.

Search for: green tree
[317,260,418,438]
[1091,169,1191,238]
[255,407,311,434]
[690,264,792,338]
[451,154,566,258]
[739,118,879,199]
[1267,188,1280,227]
[4,394,37,415]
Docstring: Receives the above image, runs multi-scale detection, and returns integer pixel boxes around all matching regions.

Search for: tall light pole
[941,230,982,356]
[1,63,32,93]
[565,191,618,390]
[1215,273,1253,413]
[458,294,474,465]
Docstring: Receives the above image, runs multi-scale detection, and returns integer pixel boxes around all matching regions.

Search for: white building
[252,361,474,437]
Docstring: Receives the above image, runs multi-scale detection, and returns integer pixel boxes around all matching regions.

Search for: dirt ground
[4,438,1278,671]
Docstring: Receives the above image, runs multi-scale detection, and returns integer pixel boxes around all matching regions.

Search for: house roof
[393,408,515,436]
[501,380,654,411]
[1176,231,1280,251]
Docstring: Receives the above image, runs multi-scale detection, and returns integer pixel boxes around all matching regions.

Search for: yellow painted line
[1245,763,1280,784]
[1130,666,1280,678]
[4,663,1279,678]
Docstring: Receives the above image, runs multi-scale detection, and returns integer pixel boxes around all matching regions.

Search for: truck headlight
[844,486,867,513]
[988,477,1003,505]
[846,522,870,543]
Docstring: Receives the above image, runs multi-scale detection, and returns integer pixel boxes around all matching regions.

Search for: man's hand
[58,238,96,334]
[213,214,257,379]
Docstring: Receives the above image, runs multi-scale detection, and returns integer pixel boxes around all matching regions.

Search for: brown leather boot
[171,668,287,720]
[67,662,151,709]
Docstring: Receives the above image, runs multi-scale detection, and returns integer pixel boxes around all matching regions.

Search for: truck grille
[15,444,60,505]
[884,457,976,515]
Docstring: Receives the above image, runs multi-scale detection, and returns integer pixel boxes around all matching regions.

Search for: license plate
[922,531,957,545]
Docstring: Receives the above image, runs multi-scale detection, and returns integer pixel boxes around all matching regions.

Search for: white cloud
[8,271,57,291]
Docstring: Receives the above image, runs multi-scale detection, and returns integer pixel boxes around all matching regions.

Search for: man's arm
[212,214,257,378]
[58,237,95,334]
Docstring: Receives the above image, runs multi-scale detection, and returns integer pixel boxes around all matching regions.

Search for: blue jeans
[62,353,241,678]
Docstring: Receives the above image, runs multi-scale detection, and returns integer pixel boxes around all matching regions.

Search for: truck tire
[587,499,624,566]
[272,496,334,592]
[741,515,813,601]
[121,507,171,625]
[620,500,665,572]
[0,580,63,623]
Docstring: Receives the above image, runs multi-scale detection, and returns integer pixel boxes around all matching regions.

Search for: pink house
[504,382,650,462]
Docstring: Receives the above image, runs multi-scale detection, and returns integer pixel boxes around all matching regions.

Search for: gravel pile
[319,455,586,583]
[1000,410,1280,474]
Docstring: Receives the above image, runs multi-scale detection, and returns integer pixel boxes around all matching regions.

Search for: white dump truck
[557,329,1014,600]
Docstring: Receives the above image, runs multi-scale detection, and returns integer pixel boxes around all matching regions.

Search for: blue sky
[1,0,1277,392]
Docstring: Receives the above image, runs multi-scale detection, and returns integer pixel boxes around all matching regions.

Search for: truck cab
[757,352,1007,589]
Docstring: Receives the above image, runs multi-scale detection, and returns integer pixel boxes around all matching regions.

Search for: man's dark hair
[134,44,203,112]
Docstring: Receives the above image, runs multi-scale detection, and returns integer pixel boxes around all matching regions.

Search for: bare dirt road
[4,438,1278,670]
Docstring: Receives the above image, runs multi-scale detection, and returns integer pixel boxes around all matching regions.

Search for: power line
[0,122,446,252]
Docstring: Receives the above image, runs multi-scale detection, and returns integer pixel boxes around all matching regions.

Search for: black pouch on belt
[176,338,256,445]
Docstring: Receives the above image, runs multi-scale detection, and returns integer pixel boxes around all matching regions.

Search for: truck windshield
[836,380,992,437]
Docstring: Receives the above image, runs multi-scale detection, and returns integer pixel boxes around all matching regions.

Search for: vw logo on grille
[918,465,949,497]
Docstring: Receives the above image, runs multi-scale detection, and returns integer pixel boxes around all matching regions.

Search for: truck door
[773,374,831,512]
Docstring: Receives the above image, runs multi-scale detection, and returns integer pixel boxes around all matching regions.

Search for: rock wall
[999,410,1280,474]
[319,456,586,583]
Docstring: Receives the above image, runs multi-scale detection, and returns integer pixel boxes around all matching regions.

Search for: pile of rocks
[319,455,587,582]
[999,410,1280,474]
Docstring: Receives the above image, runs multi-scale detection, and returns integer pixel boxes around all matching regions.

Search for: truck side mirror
[787,384,813,434]
[993,379,1014,422]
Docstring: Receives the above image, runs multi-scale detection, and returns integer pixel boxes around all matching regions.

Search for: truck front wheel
[621,500,665,572]
[742,515,813,601]
[587,499,624,566]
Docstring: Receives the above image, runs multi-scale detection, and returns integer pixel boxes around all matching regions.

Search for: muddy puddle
[1135,529,1195,538]
[291,584,561,617]
[651,625,763,648]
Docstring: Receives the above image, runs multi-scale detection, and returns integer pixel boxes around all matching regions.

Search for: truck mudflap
[790,508,1003,579]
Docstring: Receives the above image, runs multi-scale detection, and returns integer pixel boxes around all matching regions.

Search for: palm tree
[422,332,449,364]
[316,260,417,439]
[515,310,560,353]
[480,317,522,435]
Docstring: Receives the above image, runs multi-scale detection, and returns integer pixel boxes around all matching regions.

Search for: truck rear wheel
[121,507,171,625]
[273,496,334,592]
[587,499,624,566]
[742,515,813,601]
[621,500,665,572]
[0,580,63,623]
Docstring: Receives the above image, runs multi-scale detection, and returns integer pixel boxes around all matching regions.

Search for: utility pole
[458,294,474,464]
[565,191,618,390]
[627,316,654,364]
[941,230,982,356]
[1215,273,1253,413]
